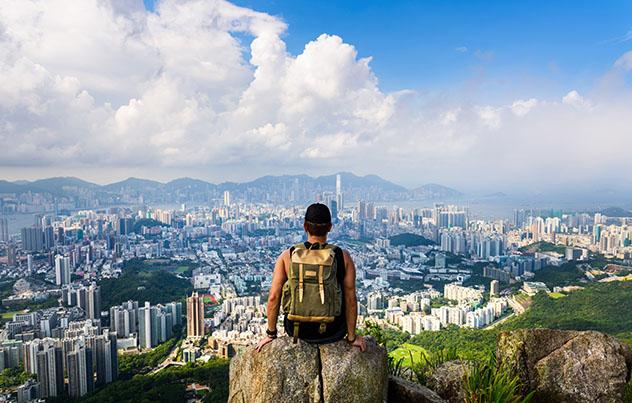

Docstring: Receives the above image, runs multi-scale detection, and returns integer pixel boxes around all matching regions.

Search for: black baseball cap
[305,203,332,224]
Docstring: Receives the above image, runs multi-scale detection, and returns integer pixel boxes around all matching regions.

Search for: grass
[175,266,189,274]
[462,355,534,403]
[0,310,27,319]
[390,343,427,367]
[548,292,565,299]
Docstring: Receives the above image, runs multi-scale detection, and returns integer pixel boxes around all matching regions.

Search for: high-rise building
[223,190,231,207]
[138,302,157,349]
[21,227,44,252]
[86,284,101,322]
[187,292,205,339]
[0,217,8,242]
[6,244,17,266]
[25,339,64,399]
[335,174,343,215]
[490,280,500,298]
[54,255,71,286]
[67,341,93,398]
[109,301,138,338]
[43,226,54,249]
[95,330,118,386]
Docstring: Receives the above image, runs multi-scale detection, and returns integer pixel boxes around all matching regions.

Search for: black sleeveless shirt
[283,241,347,344]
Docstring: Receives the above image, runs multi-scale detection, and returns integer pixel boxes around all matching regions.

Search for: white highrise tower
[223,190,231,207]
[335,174,343,212]
[55,255,71,286]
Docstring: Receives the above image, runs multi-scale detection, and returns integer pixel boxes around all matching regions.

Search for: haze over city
[1,0,632,194]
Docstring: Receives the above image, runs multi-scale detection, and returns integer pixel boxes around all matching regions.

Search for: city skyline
[1,0,632,191]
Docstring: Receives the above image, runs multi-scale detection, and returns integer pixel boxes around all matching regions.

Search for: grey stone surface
[497,328,632,403]
[388,375,446,403]
[319,336,388,403]
[228,336,321,403]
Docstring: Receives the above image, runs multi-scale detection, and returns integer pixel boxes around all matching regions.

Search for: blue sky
[146,0,632,102]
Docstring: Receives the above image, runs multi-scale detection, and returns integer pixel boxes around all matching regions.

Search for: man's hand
[255,336,275,352]
[350,335,367,352]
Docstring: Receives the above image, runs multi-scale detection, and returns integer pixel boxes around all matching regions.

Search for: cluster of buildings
[13,320,118,400]
[109,300,183,349]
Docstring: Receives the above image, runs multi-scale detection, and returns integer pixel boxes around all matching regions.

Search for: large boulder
[388,375,446,403]
[497,329,632,403]
[228,337,321,403]
[320,336,388,403]
[229,336,388,403]
[426,360,472,403]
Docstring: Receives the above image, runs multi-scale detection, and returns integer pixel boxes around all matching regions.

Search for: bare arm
[265,249,289,332]
[343,250,358,338]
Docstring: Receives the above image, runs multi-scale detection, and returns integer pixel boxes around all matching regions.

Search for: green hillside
[389,233,435,247]
[100,259,192,308]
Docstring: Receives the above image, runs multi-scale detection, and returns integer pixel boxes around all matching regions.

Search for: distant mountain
[103,178,165,196]
[600,207,632,217]
[410,183,464,200]
[0,172,463,205]
[0,180,27,194]
[165,178,216,193]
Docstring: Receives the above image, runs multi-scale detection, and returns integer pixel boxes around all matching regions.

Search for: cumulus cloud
[0,0,631,190]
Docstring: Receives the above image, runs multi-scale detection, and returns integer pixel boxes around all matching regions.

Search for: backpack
[281,242,342,342]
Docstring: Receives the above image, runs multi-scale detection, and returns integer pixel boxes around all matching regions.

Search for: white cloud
[511,98,538,117]
[614,51,632,71]
[0,0,631,189]
[562,90,592,110]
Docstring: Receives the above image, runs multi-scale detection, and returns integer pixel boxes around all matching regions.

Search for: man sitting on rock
[256,203,366,352]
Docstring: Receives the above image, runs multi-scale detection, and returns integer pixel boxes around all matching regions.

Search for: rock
[228,337,321,403]
[388,375,446,403]
[497,328,632,403]
[228,336,389,403]
[319,336,388,403]
[426,360,472,403]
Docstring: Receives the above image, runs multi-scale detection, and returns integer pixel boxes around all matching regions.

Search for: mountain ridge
[0,173,463,203]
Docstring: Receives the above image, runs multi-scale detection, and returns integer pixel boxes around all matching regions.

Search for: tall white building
[223,190,231,207]
[54,256,71,286]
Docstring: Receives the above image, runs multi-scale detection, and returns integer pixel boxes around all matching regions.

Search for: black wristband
[266,328,278,337]
[346,335,356,343]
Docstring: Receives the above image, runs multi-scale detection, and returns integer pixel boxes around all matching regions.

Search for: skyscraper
[187,292,205,339]
[21,227,44,252]
[0,217,8,242]
[138,301,158,349]
[86,284,101,322]
[223,190,231,207]
[335,174,343,216]
[54,255,71,286]
[67,341,93,398]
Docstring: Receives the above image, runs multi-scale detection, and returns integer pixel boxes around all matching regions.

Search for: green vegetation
[1,296,59,314]
[100,259,192,307]
[531,262,585,288]
[519,241,565,255]
[390,343,427,367]
[409,326,497,361]
[119,336,179,379]
[625,374,632,403]
[500,281,632,338]
[361,321,410,352]
[0,367,32,389]
[389,233,435,247]
[133,218,169,234]
[462,356,534,403]
[81,358,229,403]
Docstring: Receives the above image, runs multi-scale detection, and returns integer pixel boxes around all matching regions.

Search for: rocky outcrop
[228,336,388,403]
[319,337,388,403]
[388,375,446,403]
[497,328,632,403]
[426,360,472,403]
[228,337,321,403]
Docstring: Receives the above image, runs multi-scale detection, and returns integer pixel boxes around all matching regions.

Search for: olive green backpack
[282,242,342,342]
